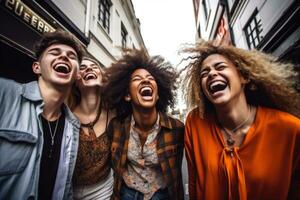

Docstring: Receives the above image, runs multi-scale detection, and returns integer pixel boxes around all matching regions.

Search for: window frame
[121,23,128,48]
[243,8,263,49]
[98,0,112,33]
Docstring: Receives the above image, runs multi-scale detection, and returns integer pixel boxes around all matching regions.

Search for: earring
[125,95,131,101]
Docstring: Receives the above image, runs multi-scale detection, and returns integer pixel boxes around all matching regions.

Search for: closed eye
[48,49,60,56]
[215,65,226,71]
[79,65,87,70]
[200,69,209,78]
[147,75,155,81]
[131,77,142,82]
[67,52,78,60]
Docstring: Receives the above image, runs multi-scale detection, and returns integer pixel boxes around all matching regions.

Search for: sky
[131,0,196,67]
[131,0,196,112]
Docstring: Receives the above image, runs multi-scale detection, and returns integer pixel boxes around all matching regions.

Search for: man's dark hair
[103,49,178,119]
[34,29,85,63]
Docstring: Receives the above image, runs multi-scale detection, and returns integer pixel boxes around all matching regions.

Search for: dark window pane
[244,9,263,49]
[98,0,111,33]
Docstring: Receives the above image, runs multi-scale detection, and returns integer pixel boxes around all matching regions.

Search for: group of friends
[0,29,299,200]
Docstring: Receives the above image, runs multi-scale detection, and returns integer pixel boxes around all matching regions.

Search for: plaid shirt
[108,112,184,200]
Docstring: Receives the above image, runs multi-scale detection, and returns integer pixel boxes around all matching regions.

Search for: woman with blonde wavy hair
[183,40,300,200]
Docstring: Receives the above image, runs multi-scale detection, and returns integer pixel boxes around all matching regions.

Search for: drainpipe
[85,0,91,38]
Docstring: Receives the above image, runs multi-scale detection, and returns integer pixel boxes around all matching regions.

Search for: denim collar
[21,81,43,102]
[21,81,80,128]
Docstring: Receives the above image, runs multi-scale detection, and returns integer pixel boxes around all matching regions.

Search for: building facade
[0,0,146,83]
[193,0,300,65]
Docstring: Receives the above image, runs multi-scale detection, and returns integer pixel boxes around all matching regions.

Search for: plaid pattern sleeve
[157,113,185,200]
[109,113,185,200]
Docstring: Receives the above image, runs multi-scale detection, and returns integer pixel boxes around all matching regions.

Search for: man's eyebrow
[47,47,77,55]
[47,47,60,52]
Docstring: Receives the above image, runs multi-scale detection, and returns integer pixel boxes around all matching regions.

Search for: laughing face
[126,68,159,110]
[32,44,79,87]
[76,59,103,90]
[200,54,247,107]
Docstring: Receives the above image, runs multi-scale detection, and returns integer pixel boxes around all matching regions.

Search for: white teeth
[141,87,152,93]
[140,86,153,96]
[84,73,97,80]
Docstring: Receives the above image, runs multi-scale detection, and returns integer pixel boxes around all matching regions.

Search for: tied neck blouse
[184,106,300,200]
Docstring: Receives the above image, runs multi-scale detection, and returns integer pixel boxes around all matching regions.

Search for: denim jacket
[0,78,80,200]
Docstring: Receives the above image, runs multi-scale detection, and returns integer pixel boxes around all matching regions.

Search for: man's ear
[32,62,41,75]
[124,94,131,102]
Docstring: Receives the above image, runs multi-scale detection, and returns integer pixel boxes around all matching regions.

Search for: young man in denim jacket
[0,29,85,200]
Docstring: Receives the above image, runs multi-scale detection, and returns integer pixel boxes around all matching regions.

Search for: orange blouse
[184,106,300,200]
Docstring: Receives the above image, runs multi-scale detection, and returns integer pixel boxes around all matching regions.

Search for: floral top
[122,115,165,200]
[109,113,184,200]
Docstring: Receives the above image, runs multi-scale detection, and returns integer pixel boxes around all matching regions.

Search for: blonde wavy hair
[182,40,300,118]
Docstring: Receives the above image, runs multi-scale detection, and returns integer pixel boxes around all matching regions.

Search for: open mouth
[139,86,153,97]
[84,73,97,80]
[54,63,70,74]
[208,81,227,94]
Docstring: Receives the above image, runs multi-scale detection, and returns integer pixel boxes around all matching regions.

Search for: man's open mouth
[208,80,227,94]
[54,63,70,74]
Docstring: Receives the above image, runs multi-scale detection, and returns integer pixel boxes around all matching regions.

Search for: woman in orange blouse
[182,40,300,200]
[68,57,115,200]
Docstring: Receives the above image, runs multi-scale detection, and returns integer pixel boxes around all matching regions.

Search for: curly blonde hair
[182,40,300,118]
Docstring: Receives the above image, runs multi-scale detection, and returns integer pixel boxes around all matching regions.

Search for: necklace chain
[81,100,102,136]
[47,118,59,146]
[223,106,252,135]
[221,106,252,147]
[46,117,60,158]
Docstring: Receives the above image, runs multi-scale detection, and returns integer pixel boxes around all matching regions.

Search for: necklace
[47,117,60,158]
[222,106,252,146]
[81,100,102,136]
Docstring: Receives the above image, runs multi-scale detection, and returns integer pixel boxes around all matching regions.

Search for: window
[244,9,263,49]
[121,23,127,48]
[98,0,111,33]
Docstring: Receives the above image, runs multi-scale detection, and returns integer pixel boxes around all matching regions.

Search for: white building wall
[50,0,146,68]
[196,0,295,49]
[87,0,145,66]
[51,0,86,32]
[230,0,294,49]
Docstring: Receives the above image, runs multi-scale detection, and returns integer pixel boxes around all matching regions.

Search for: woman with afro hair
[104,49,184,200]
